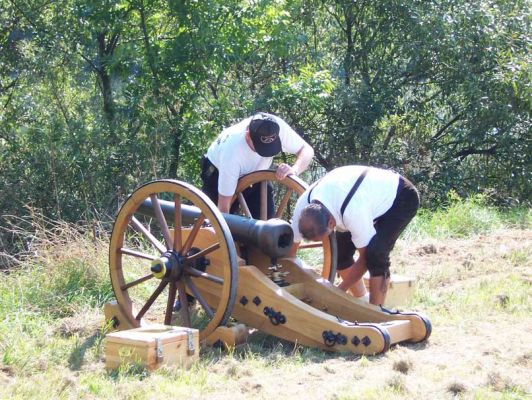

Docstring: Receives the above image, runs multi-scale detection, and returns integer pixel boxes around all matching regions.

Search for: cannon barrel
[138,199,293,258]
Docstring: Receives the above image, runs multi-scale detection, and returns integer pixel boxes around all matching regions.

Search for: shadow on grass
[68,331,104,371]
[401,340,430,351]
[202,330,392,365]
[66,325,427,372]
[107,363,150,381]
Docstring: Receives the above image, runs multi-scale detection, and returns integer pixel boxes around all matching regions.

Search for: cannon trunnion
[108,175,431,354]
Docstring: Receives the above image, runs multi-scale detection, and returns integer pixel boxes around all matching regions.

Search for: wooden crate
[364,273,417,308]
[105,325,199,371]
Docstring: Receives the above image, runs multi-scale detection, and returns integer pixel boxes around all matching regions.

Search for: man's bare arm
[275,142,314,180]
[337,247,368,291]
[217,194,232,213]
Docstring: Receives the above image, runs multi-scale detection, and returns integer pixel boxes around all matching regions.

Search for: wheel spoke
[185,242,220,263]
[237,193,252,218]
[299,241,324,249]
[260,181,267,220]
[181,213,206,255]
[165,281,178,325]
[131,216,167,254]
[136,280,169,321]
[184,266,224,285]
[111,179,239,340]
[173,194,182,252]
[121,273,154,290]
[119,247,157,261]
[275,188,294,219]
[177,281,191,327]
[150,194,173,249]
[185,277,214,318]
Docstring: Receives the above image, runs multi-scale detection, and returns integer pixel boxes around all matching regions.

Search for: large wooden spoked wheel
[232,169,337,282]
[109,179,238,340]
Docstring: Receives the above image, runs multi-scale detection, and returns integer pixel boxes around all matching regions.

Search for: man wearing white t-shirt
[289,166,420,306]
[201,112,314,217]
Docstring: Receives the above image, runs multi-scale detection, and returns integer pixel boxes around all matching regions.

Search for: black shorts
[200,156,274,219]
[335,176,419,277]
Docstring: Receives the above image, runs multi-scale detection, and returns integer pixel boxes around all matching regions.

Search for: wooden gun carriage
[107,171,431,354]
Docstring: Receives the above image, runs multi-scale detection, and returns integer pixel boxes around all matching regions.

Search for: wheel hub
[151,251,185,280]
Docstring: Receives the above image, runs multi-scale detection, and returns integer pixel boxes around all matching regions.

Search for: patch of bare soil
[0,365,14,385]
[206,229,531,400]
[395,229,532,281]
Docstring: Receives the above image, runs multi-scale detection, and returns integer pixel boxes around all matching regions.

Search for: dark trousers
[336,176,419,277]
[200,156,274,219]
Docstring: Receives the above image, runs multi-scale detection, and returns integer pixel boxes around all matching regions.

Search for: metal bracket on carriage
[322,330,348,347]
[267,261,290,287]
[263,306,287,325]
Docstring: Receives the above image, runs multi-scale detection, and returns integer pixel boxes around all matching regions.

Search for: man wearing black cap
[201,112,314,218]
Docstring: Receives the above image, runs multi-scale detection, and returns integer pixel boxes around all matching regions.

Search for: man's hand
[337,247,368,292]
[275,163,297,180]
[217,195,232,213]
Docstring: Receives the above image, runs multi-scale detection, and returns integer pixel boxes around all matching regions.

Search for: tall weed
[0,215,112,317]
[404,191,530,240]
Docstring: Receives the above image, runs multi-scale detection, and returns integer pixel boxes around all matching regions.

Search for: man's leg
[183,156,219,307]
[200,156,219,205]
[366,177,420,305]
[368,275,390,305]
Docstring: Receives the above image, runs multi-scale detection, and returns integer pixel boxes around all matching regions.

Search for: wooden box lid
[106,325,198,346]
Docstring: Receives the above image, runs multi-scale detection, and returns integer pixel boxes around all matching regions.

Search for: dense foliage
[1,0,530,227]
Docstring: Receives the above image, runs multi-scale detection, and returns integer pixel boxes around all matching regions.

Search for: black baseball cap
[249,113,281,157]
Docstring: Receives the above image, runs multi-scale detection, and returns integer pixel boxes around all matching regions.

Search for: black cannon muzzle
[138,199,293,258]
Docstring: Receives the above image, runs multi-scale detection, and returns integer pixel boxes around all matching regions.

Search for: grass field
[0,198,530,399]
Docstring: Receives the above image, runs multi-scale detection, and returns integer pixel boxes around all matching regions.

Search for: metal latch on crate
[170,327,195,356]
[155,327,195,362]
[156,337,164,363]
[186,328,195,355]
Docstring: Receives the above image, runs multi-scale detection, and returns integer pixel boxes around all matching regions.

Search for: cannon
[108,171,431,354]
[137,198,294,259]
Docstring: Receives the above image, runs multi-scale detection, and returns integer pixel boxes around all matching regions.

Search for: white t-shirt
[291,166,400,248]
[206,113,307,196]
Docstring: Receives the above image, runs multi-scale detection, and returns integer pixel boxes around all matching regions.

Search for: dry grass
[0,224,531,399]
[0,210,109,272]
[392,358,413,375]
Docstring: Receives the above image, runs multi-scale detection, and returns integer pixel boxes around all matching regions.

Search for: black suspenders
[307,168,369,217]
[306,179,321,202]
[340,168,369,216]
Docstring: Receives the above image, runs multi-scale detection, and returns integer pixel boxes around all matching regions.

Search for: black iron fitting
[185,247,210,272]
[263,306,286,325]
[322,330,347,347]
